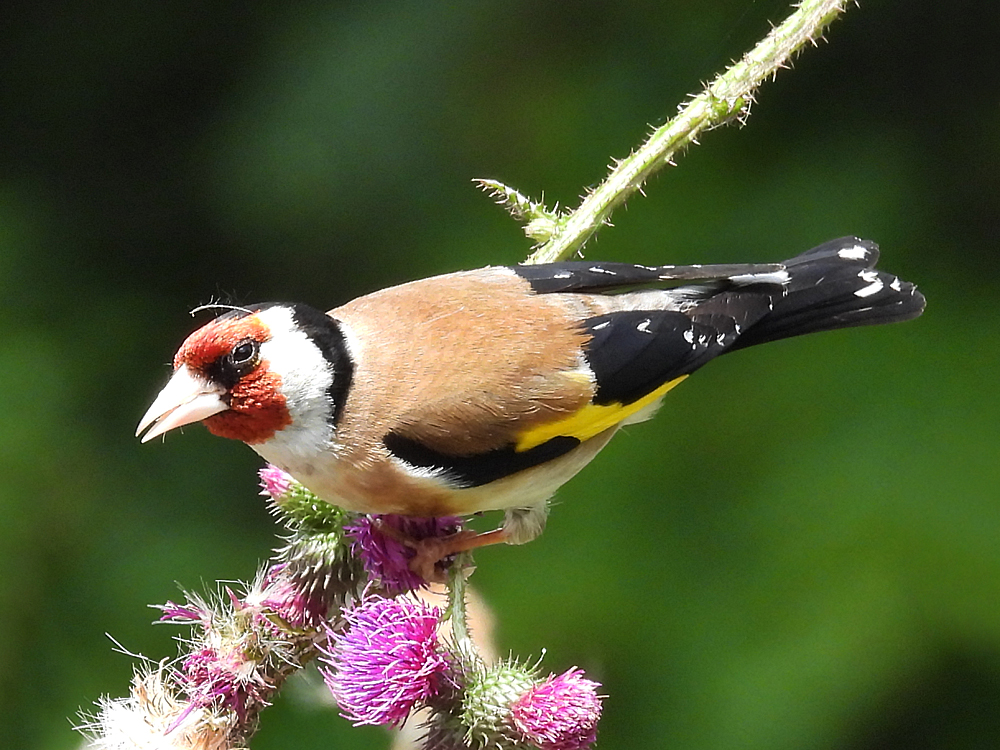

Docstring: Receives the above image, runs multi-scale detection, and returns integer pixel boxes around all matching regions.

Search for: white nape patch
[589,265,616,275]
[854,269,884,298]
[254,306,337,459]
[838,244,870,261]
[729,269,790,286]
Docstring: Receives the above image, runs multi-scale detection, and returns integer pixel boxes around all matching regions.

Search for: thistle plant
[80,1,853,747]
[80,468,604,749]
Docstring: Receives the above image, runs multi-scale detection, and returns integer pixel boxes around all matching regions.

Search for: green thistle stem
[446,553,482,669]
[524,0,851,264]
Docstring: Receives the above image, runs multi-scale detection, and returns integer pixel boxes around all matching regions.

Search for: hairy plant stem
[446,553,483,670]
[523,0,851,265]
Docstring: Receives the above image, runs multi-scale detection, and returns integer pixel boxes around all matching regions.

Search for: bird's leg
[370,505,549,582]
[404,504,549,582]
[406,527,510,582]
[364,518,497,582]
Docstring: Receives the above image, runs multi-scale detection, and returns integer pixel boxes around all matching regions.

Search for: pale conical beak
[136,365,228,443]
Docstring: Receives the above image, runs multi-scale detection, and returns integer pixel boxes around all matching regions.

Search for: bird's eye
[228,340,259,371]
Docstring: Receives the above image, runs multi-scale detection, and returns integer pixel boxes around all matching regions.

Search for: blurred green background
[2,1,998,748]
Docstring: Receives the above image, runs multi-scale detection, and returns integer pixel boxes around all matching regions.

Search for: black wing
[581,237,925,404]
[583,286,782,405]
[382,432,581,489]
[512,260,786,294]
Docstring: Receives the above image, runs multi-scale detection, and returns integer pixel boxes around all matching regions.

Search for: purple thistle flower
[510,668,603,750]
[179,645,269,726]
[344,514,463,594]
[258,563,331,629]
[319,595,450,727]
[259,464,293,500]
[158,600,209,625]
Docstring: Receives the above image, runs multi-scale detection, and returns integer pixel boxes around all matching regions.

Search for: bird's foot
[406,528,508,583]
[370,518,510,583]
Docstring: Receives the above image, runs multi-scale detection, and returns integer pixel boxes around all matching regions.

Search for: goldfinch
[137,237,924,568]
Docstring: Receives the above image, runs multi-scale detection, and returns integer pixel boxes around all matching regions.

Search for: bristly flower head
[456,661,603,750]
[257,464,364,609]
[510,668,603,750]
[345,514,463,594]
[319,595,451,727]
[180,645,266,725]
[258,464,293,501]
[259,464,352,533]
[79,664,236,750]
[254,563,333,629]
[459,659,537,748]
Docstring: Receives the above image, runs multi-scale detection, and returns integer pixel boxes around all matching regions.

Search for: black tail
[727,237,926,352]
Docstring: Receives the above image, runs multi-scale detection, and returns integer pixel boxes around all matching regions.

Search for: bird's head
[136,304,350,446]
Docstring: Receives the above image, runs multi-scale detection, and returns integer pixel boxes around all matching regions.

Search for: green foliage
[1,2,998,749]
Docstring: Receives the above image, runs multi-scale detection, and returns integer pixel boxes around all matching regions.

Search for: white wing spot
[637,264,658,271]
[589,266,616,275]
[890,277,902,292]
[553,271,573,279]
[592,320,611,330]
[729,269,790,286]
[683,329,695,344]
[854,269,884,298]
[838,244,870,261]
[636,318,652,333]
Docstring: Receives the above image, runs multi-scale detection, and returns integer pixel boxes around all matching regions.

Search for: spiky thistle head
[319,595,455,728]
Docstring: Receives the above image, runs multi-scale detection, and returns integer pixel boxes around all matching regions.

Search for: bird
[137,237,925,575]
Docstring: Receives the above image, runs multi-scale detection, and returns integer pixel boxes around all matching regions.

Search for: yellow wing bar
[515,375,688,452]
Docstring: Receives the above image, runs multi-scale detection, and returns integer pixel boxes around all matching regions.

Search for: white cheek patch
[255,306,337,457]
